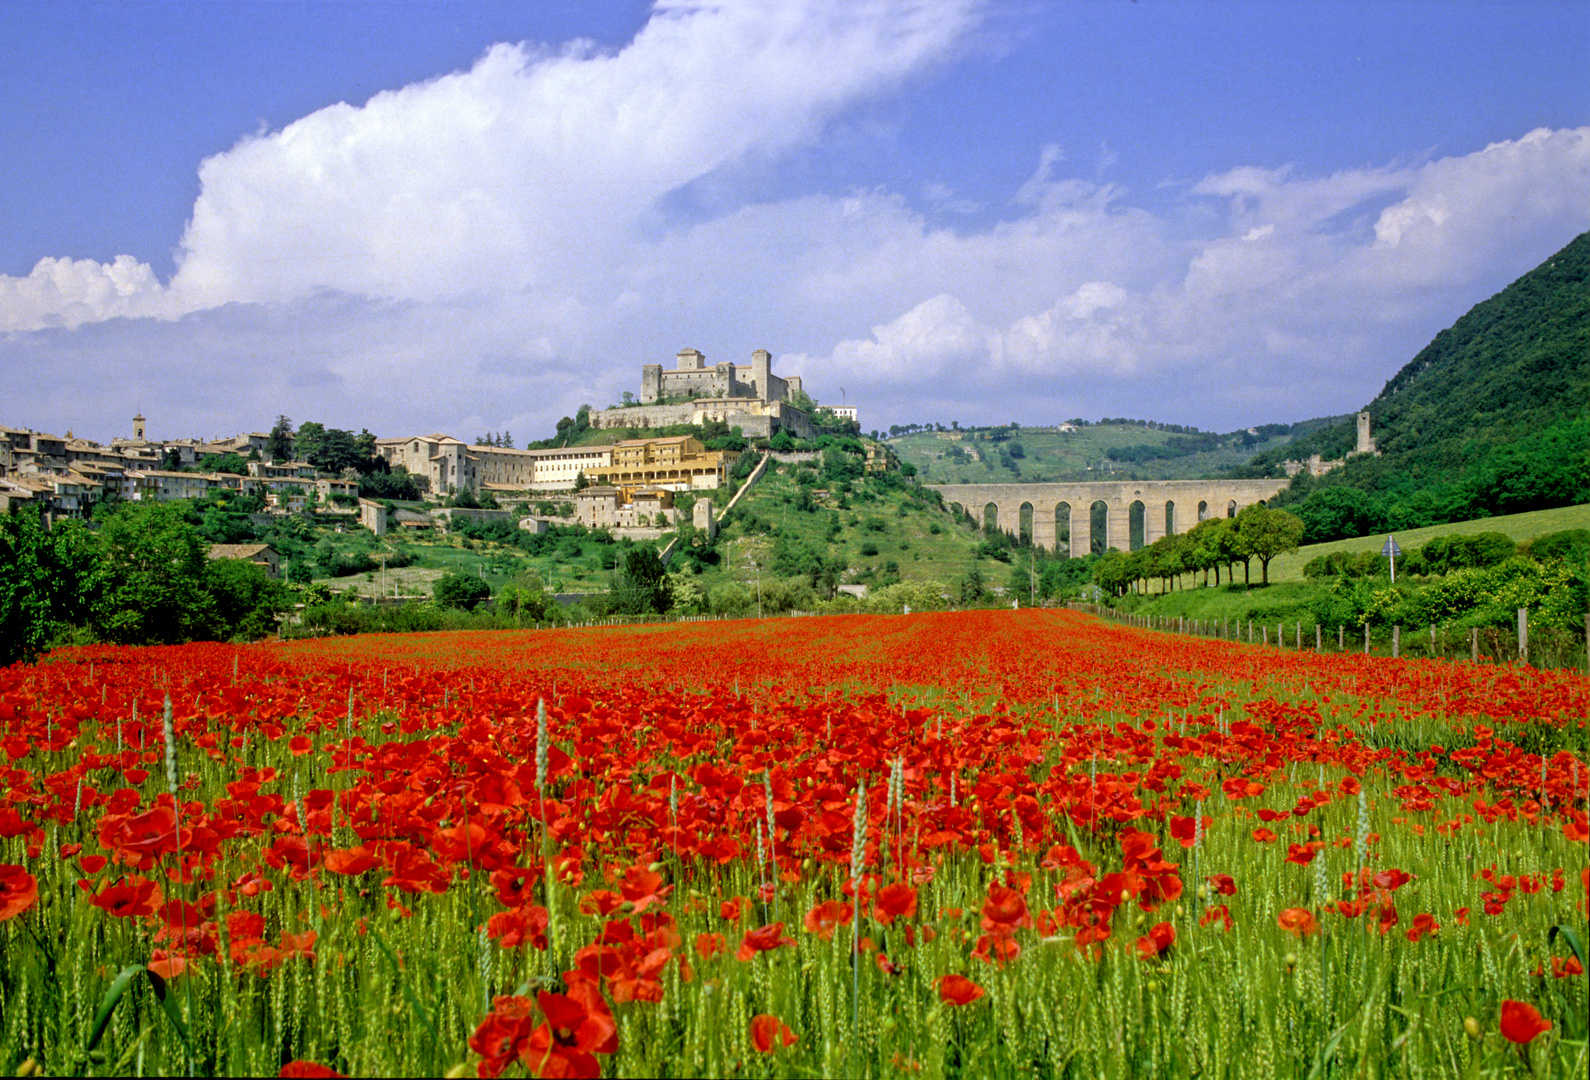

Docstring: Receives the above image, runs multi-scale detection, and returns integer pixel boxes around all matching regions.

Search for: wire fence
[1069,603,1590,673]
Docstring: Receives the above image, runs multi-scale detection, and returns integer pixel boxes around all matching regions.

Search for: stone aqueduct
[926,479,1290,556]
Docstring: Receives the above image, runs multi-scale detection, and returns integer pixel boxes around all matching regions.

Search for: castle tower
[1355,410,1376,455]
[133,413,145,441]
[750,348,771,399]
[676,348,705,370]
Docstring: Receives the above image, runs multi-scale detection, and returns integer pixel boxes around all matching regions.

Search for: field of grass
[704,463,1002,589]
[1,611,1584,1078]
[892,424,1302,485]
[1264,503,1590,583]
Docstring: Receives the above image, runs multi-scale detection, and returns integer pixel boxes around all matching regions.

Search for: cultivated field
[1,611,1585,1078]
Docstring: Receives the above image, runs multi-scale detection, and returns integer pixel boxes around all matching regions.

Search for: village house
[207,543,281,578]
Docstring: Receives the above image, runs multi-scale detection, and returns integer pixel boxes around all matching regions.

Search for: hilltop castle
[1282,409,1381,478]
[590,348,816,439]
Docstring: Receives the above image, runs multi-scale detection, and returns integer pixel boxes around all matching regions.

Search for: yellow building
[590,435,736,495]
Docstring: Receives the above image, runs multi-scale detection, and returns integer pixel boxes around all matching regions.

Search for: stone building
[375,433,612,495]
[589,435,736,494]
[573,485,680,530]
[1281,410,1381,479]
[593,348,815,439]
[207,543,281,578]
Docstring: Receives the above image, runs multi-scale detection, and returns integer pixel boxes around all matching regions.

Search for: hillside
[890,417,1342,484]
[1254,230,1590,540]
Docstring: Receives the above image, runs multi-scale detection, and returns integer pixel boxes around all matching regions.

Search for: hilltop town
[0,346,864,538]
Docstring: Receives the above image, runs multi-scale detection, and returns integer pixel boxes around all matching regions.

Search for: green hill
[1253,231,1590,541]
[890,417,1342,484]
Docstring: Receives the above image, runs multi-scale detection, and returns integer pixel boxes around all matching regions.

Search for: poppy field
[1,608,1587,1078]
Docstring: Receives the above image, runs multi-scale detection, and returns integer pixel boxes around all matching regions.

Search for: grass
[1265,503,1590,583]
[2,613,1585,1078]
[697,463,1016,590]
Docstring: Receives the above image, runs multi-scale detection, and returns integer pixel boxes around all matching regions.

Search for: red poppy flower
[469,996,536,1079]
[1285,843,1320,866]
[1222,778,1264,800]
[619,864,672,913]
[1276,908,1319,938]
[278,1062,346,1078]
[873,883,918,926]
[694,932,726,959]
[749,1013,797,1053]
[0,864,38,922]
[971,933,1021,965]
[147,951,188,980]
[1168,815,1211,848]
[1200,904,1233,932]
[90,875,162,919]
[1205,873,1237,897]
[1251,828,1277,844]
[938,973,985,1005]
[288,736,313,756]
[487,906,549,951]
[1498,1000,1552,1044]
[980,882,1029,934]
[522,981,618,1078]
[322,846,380,876]
[1405,913,1438,942]
[1134,922,1174,959]
[736,922,793,960]
[802,899,853,941]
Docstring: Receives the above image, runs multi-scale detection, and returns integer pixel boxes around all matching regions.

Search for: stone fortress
[591,348,815,439]
[1281,410,1381,478]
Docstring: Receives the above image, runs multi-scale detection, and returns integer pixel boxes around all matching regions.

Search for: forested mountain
[1253,230,1590,541]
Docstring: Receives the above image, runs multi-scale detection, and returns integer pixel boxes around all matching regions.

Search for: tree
[1235,505,1305,586]
[609,546,671,615]
[433,572,492,611]
[1184,518,1231,586]
[293,421,326,466]
[267,415,295,462]
[160,447,184,471]
[497,572,550,621]
[206,558,289,640]
[94,501,218,644]
[0,508,102,664]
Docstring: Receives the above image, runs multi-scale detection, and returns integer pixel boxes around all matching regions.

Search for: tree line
[1,502,289,666]
[1091,505,1305,596]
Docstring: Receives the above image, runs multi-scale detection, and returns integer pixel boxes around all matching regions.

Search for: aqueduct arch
[928,478,1289,557]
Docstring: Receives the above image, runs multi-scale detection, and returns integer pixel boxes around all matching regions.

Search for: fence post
[1295,622,1301,650]
[1364,624,1370,655]
[1585,613,1589,673]
[1316,624,1322,652]
[1471,627,1479,664]
[1517,607,1528,667]
[1338,625,1344,650]
[1248,620,1254,644]
[1430,624,1436,658]
[1392,625,1400,659]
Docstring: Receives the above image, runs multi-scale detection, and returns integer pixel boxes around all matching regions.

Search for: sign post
[1381,536,1402,583]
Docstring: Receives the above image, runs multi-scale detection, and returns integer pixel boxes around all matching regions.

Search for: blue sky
[2,0,1586,442]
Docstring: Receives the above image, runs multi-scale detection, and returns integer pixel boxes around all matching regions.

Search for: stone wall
[928,478,1289,556]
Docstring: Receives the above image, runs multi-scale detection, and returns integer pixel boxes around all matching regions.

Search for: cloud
[800,126,1590,425]
[2,0,982,329]
[1,1,1586,439]
[0,256,173,332]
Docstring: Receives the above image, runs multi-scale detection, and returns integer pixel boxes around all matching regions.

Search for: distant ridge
[1252,230,1590,541]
